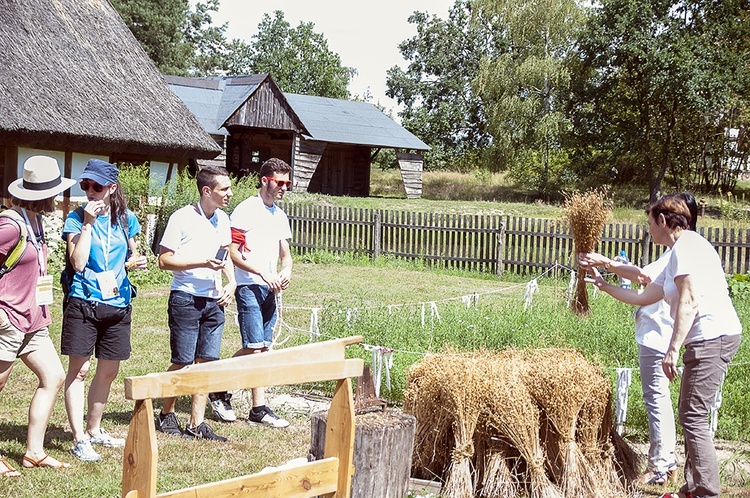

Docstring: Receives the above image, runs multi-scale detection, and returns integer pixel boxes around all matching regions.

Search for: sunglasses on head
[264,176,292,188]
[80,180,105,193]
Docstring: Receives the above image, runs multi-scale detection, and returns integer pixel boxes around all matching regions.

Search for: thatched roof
[0,0,220,160]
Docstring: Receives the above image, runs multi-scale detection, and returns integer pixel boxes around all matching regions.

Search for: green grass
[2,259,749,496]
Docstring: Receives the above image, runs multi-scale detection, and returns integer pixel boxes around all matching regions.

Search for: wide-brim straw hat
[8,155,76,201]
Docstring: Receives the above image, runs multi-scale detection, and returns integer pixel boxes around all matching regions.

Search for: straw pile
[405,348,629,498]
[562,188,612,315]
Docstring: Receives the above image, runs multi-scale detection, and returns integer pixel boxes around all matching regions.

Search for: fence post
[496,221,505,277]
[373,211,381,260]
[640,230,652,267]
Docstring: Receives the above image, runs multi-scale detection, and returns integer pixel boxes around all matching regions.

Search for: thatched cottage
[166,74,429,198]
[0,0,220,207]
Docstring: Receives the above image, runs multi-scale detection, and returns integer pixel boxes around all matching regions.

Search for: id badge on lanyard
[23,209,54,306]
[96,219,120,300]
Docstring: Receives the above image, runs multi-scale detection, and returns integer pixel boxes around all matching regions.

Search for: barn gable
[167,74,429,198]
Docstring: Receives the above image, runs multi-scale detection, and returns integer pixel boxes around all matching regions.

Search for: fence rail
[280,203,750,276]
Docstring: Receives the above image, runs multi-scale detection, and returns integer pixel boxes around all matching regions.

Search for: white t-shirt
[634,249,673,353]
[231,195,292,286]
[653,230,742,344]
[159,203,231,298]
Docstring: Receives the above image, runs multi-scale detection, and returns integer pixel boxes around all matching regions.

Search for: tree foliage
[113,2,354,98]
[473,0,585,197]
[571,0,750,200]
[386,0,501,171]
[247,11,355,98]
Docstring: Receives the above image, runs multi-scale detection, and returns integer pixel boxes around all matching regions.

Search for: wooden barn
[166,74,429,198]
[0,0,220,206]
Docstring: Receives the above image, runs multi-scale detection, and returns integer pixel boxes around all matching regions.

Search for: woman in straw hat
[580,193,698,487]
[0,155,76,475]
[61,159,147,462]
[585,193,741,498]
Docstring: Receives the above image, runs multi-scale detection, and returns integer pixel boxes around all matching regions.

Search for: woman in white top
[586,193,741,498]
[580,193,698,486]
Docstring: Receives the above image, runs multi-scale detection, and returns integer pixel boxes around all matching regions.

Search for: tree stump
[310,408,416,498]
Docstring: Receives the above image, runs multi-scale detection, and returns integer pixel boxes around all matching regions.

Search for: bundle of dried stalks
[478,443,518,498]
[522,349,604,497]
[480,352,562,498]
[404,355,454,480]
[562,188,612,315]
[440,353,487,498]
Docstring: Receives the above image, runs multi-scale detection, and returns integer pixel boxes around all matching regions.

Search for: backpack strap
[0,210,28,279]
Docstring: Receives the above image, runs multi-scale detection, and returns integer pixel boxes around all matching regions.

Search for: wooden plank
[321,378,356,498]
[157,458,340,498]
[126,359,363,401]
[122,399,157,498]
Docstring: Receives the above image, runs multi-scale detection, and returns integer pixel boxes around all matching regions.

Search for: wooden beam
[126,359,363,400]
[122,399,158,498]
[156,458,340,498]
[321,378,356,498]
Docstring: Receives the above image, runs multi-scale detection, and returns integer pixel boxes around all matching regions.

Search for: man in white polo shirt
[155,166,236,441]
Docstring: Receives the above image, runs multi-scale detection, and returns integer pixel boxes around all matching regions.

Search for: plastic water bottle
[613,250,631,289]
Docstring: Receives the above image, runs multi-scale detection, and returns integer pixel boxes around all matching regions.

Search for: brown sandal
[0,456,21,477]
[22,454,70,470]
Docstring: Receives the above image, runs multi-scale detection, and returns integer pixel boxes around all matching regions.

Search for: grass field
[1,258,749,497]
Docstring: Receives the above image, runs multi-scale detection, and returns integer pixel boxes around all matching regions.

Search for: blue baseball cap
[79,159,119,186]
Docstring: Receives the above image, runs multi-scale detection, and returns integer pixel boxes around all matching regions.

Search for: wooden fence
[280,203,750,276]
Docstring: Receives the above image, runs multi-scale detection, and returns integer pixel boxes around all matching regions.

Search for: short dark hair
[646,193,692,230]
[259,158,291,179]
[197,166,229,193]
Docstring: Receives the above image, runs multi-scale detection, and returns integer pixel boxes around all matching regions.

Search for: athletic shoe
[209,392,237,422]
[88,429,125,448]
[70,440,102,462]
[183,422,228,442]
[247,406,290,428]
[155,412,182,436]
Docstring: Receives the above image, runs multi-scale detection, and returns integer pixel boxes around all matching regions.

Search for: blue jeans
[167,290,225,365]
[235,284,276,349]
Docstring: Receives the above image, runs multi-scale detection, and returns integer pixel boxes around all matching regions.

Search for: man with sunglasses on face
[209,158,292,428]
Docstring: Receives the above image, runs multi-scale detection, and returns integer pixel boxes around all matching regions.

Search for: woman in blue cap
[61,159,147,462]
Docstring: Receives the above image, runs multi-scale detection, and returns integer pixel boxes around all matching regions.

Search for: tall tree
[250,11,355,98]
[473,0,585,197]
[572,0,750,199]
[386,0,501,170]
[112,0,234,76]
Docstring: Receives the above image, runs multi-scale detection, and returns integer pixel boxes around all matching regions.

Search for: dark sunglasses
[264,176,292,188]
[80,180,105,193]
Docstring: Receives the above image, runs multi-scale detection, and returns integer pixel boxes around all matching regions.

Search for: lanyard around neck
[21,208,46,275]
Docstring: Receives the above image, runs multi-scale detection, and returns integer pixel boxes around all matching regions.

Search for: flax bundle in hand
[563,189,612,315]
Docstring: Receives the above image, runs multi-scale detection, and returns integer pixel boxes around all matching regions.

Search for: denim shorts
[61,297,132,361]
[168,290,225,365]
[235,284,277,349]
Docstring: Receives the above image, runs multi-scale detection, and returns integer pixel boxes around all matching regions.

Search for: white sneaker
[247,406,289,428]
[88,428,125,448]
[70,440,101,462]
[209,392,237,422]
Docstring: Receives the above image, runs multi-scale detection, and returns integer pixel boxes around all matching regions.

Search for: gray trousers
[679,334,741,498]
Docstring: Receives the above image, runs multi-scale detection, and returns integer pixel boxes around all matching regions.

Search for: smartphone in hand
[215,248,228,261]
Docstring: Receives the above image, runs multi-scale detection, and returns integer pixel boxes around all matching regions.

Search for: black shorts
[61,297,132,361]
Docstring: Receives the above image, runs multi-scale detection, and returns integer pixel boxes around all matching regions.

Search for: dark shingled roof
[166,75,429,151]
[0,0,221,159]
